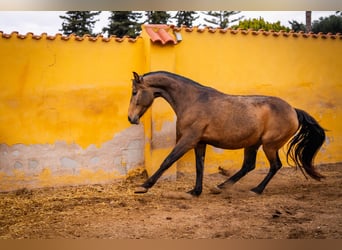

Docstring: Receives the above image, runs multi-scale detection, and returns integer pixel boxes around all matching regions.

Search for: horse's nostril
[128,116,139,124]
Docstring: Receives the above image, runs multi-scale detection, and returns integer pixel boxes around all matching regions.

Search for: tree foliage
[102,11,143,38]
[59,11,101,36]
[172,11,199,27]
[145,11,171,24]
[58,11,342,38]
[232,17,290,32]
[203,11,243,29]
[311,14,342,34]
[288,20,306,32]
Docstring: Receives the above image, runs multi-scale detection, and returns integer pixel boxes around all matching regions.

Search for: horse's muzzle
[128,116,139,125]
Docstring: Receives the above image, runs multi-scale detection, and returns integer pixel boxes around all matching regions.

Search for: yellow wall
[0,33,145,147]
[173,28,342,173]
[142,27,342,175]
[0,33,148,190]
[0,27,341,191]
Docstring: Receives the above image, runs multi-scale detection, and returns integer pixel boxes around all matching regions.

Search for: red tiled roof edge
[0,31,141,43]
[170,25,342,40]
[1,28,341,42]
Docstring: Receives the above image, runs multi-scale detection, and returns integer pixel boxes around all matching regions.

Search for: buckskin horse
[128,71,326,196]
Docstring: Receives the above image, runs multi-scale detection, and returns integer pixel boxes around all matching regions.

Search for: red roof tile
[168,26,342,40]
[1,27,341,43]
[0,31,141,43]
[144,24,177,45]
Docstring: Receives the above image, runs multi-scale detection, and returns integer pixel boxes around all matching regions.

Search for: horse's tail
[286,108,326,181]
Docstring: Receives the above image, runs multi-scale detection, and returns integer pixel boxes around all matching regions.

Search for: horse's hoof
[134,186,148,194]
[210,186,222,195]
[250,187,262,195]
[187,189,202,197]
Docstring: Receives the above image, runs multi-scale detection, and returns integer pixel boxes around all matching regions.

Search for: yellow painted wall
[0,27,341,191]
[142,27,342,175]
[0,33,145,147]
[0,33,148,190]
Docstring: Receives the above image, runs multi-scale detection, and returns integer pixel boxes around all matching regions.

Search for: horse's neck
[147,76,196,116]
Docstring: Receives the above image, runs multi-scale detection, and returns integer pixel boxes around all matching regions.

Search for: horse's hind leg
[216,145,260,189]
[250,147,282,194]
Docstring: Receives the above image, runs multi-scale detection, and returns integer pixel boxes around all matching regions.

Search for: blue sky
[0,11,337,35]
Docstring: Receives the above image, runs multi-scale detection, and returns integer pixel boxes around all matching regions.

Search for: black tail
[287,109,326,181]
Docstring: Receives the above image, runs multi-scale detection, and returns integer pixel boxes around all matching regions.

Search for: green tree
[102,11,143,38]
[311,14,342,34]
[289,20,306,32]
[232,17,290,32]
[203,11,243,29]
[173,11,199,27]
[59,11,101,36]
[145,11,171,24]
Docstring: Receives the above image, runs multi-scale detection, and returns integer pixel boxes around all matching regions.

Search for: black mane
[143,71,206,88]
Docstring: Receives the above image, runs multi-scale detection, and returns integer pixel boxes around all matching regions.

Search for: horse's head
[128,72,154,124]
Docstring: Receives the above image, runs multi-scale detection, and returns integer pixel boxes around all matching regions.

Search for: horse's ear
[133,72,141,84]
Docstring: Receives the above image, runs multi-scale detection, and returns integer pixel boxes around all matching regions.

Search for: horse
[128,71,326,196]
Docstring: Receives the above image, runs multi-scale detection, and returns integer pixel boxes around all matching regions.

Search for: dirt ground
[0,163,341,239]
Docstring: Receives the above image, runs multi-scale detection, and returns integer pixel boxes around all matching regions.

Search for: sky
[0,11,337,35]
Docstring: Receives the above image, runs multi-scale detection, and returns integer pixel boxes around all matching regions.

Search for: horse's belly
[205,138,258,149]
[202,126,262,149]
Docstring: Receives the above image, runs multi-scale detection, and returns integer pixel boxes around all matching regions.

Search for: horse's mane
[143,71,206,88]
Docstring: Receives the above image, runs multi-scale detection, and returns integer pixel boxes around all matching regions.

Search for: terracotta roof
[144,24,178,45]
[1,26,341,43]
[0,31,140,43]
[171,25,342,40]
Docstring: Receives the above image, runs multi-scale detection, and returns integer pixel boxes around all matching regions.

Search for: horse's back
[192,93,299,149]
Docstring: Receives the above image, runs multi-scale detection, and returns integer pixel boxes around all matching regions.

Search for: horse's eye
[132,90,137,96]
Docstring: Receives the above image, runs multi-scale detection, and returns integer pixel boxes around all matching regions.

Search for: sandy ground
[0,163,341,239]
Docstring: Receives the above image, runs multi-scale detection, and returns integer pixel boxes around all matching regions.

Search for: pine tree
[103,11,143,38]
[312,14,342,34]
[203,11,243,29]
[145,11,171,24]
[173,11,199,27]
[59,11,101,36]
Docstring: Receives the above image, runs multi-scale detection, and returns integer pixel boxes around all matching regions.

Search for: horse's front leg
[134,136,196,194]
[187,143,206,196]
